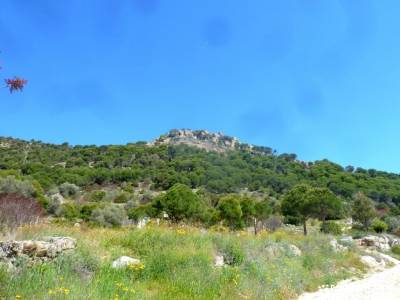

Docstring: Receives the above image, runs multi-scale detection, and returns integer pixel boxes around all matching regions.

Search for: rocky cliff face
[149,129,242,153]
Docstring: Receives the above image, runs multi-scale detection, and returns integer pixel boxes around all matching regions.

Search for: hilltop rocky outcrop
[148,129,241,152]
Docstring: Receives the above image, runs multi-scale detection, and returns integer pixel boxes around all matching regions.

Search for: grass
[0,223,365,300]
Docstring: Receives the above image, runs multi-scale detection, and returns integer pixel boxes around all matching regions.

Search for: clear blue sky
[1,1,400,172]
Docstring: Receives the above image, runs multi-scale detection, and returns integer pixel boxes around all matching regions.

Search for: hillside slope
[1,129,400,207]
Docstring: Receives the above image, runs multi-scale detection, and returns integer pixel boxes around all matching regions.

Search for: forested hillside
[1,130,400,206]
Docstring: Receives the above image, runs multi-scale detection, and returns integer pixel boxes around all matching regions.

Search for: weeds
[0,224,365,299]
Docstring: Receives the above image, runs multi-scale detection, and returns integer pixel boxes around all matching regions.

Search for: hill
[0,129,400,207]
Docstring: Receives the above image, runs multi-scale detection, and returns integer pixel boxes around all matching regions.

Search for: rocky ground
[299,262,400,300]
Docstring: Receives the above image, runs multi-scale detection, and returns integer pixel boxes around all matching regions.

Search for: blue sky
[1,0,400,172]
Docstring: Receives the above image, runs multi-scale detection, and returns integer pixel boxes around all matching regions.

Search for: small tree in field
[217,195,244,230]
[159,183,205,223]
[0,193,44,232]
[352,192,376,230]
[281,185,342,235]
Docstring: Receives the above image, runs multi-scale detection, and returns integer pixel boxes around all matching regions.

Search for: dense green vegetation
[1,134,400,234]
[2,136,400,204]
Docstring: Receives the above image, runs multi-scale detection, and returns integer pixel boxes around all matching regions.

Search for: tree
[217,195,244,230]
[307,187,342,222]
[159,183,204,222]
[254,199,272,234]
[281,185,342,235]
[352,192,376,230]
[281,185,313,235]
[240,196,256,227]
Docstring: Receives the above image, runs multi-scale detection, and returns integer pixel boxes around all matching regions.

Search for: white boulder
[112,256,141,269]
[288,244,302,256]
[214,255,225,267]
[360,255,385,270]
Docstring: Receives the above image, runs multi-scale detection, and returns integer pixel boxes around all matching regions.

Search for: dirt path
[299,264,400,300]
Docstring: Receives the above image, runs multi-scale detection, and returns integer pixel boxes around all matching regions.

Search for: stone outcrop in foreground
[0,237,76,267]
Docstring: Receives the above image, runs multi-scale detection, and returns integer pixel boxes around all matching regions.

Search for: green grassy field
[0,224,365,300]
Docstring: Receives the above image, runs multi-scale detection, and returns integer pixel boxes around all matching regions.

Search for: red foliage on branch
[5,77,28,93]
[0,193,44,231]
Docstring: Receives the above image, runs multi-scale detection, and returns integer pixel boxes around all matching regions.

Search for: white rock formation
[112,256,141,269]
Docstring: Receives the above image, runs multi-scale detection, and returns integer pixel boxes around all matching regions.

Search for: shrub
[351,231,366,239]
[0,176,35,197]
[372,219,388,233]
[55,203,81,220]
[80,203,99,221]
[384,216,400,234]
[392,245,400,255]
[217,195,244,230]
[91,205,127,227]
[87,190,106,202]
[264,215,283,232]
[59,182,80,198]
[113,192,129,203]
[128,204,157,221]
[46,196,61,214]
[0,193,45,232]
[215,238,244,266]
[320,221,342,235]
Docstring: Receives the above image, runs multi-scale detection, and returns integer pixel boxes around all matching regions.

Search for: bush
[392,245,400,255]
[384,216,400,234]
[91,205,127,227]
[372,219,388,233]
[351,231,366,239]
[128,204,157,221]
[0,193,45,232]
[264,215,283,232]
[215,238,244,266]
[59,182,80,198]
[113,192,129,203]
[55,203,81,220]
[0,176,35,198]
[87,190,106,202]
[320,221,342,235]
[217,195,244,230]
[80,203,99,221]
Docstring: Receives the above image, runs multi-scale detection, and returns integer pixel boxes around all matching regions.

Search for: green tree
[307,187,342,222]
[240,197,256,227]
[281,185,342,235]
[159,183,204,222]
[254,199,272,234]
[217,195,244,230]
[352,192,376,230]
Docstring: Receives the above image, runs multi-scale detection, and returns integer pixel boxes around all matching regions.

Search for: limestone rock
[360,235,391,252]
[0,236,76,268]
[111,256,141,269]
[288,244,302,256]
[148,129,250,153]
[360,255,386,270]
[214,255,225,267]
